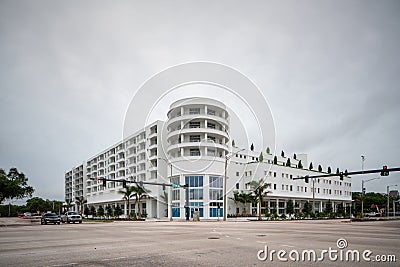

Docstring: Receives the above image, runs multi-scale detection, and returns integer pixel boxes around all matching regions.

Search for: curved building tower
[165,97,230,219]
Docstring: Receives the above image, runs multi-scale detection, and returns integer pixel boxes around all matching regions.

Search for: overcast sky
[1,0,399,202]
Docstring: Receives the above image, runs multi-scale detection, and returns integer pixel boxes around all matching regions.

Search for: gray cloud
[1,0,399,201]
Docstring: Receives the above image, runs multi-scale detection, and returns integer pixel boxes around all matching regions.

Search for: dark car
[41,213,61,225]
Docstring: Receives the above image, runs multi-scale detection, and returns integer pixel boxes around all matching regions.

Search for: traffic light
[304,176,309,183]
[172,184,180,188]
[339,172,344,180]
[102,179,106,188]
[122,180,127,188]
[362,187,366,195]
[380,165,389,176]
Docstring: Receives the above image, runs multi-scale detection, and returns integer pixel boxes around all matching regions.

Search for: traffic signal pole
[293,167,400,181]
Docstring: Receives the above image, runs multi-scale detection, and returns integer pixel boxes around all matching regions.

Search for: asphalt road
[0,219,399,266]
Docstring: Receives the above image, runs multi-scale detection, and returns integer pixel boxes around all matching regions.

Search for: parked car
[61,211,82,224]
[41,213,61,225]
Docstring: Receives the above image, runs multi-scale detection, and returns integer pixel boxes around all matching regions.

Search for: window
[189,121,201,128]
[207,109,216,115]
[185,176,203,187]
[172,202,180,217]
[190,135,201,142]
[274,184,277,190]
[209,176,223,188]
[290,185,293,191]
[189,189,203,200]
[209,189,222,200]
[236,183,239,189]
[282,173,285,178]
[236,172,239,176]
[190,149,200,156]
[282,184,284,190]
[207,149,215,156]
[207,123,216,129]
[210,203,223,217]
[189,108,200,114]
[274,172,277,177]
[207,136,216,142]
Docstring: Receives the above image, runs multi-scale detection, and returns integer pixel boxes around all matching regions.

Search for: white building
[65,97,352,219]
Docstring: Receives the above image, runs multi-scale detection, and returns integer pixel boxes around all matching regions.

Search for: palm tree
[75,196,87,216]
[229,191,241,216]
[131,183,151,219]
[118,186,136,219]
[249,178,271,220]
[63,199,73,212]
[237,191,254,215]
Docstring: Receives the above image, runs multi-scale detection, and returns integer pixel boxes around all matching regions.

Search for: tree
[229,191,241,216]
[293,153,297,160]
[336,203,344,217]
[26,197,50,214]
[0,168,34,204]
[237,191,255,215]
[336,168,340,174]
[318,165,322,172]
[250,143,254,151]
[266,147,271,154]
[286,199,294,216]
[114,205,123,218]
[309,162,313,170]
[63,199,73,212]
[345,169,348,177]
[232,140,235,147]
[281,150,285,157]
[90,206,96,217]
[303,201,312,216]
[259,152,263,162]
[327,166,332,174]
[118,185,137,219]
[75,196,87,216]
[84,206,90,217]
[97,206,105,217]
[131,183,151,218]
[298,160,303,169]
[106,205,113,218]
[249,178,271,220]
[273,156,278,165]
[325,200,333,215]
[286,158,291,167]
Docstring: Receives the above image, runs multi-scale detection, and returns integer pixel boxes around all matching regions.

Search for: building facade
[65,97,352,219]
